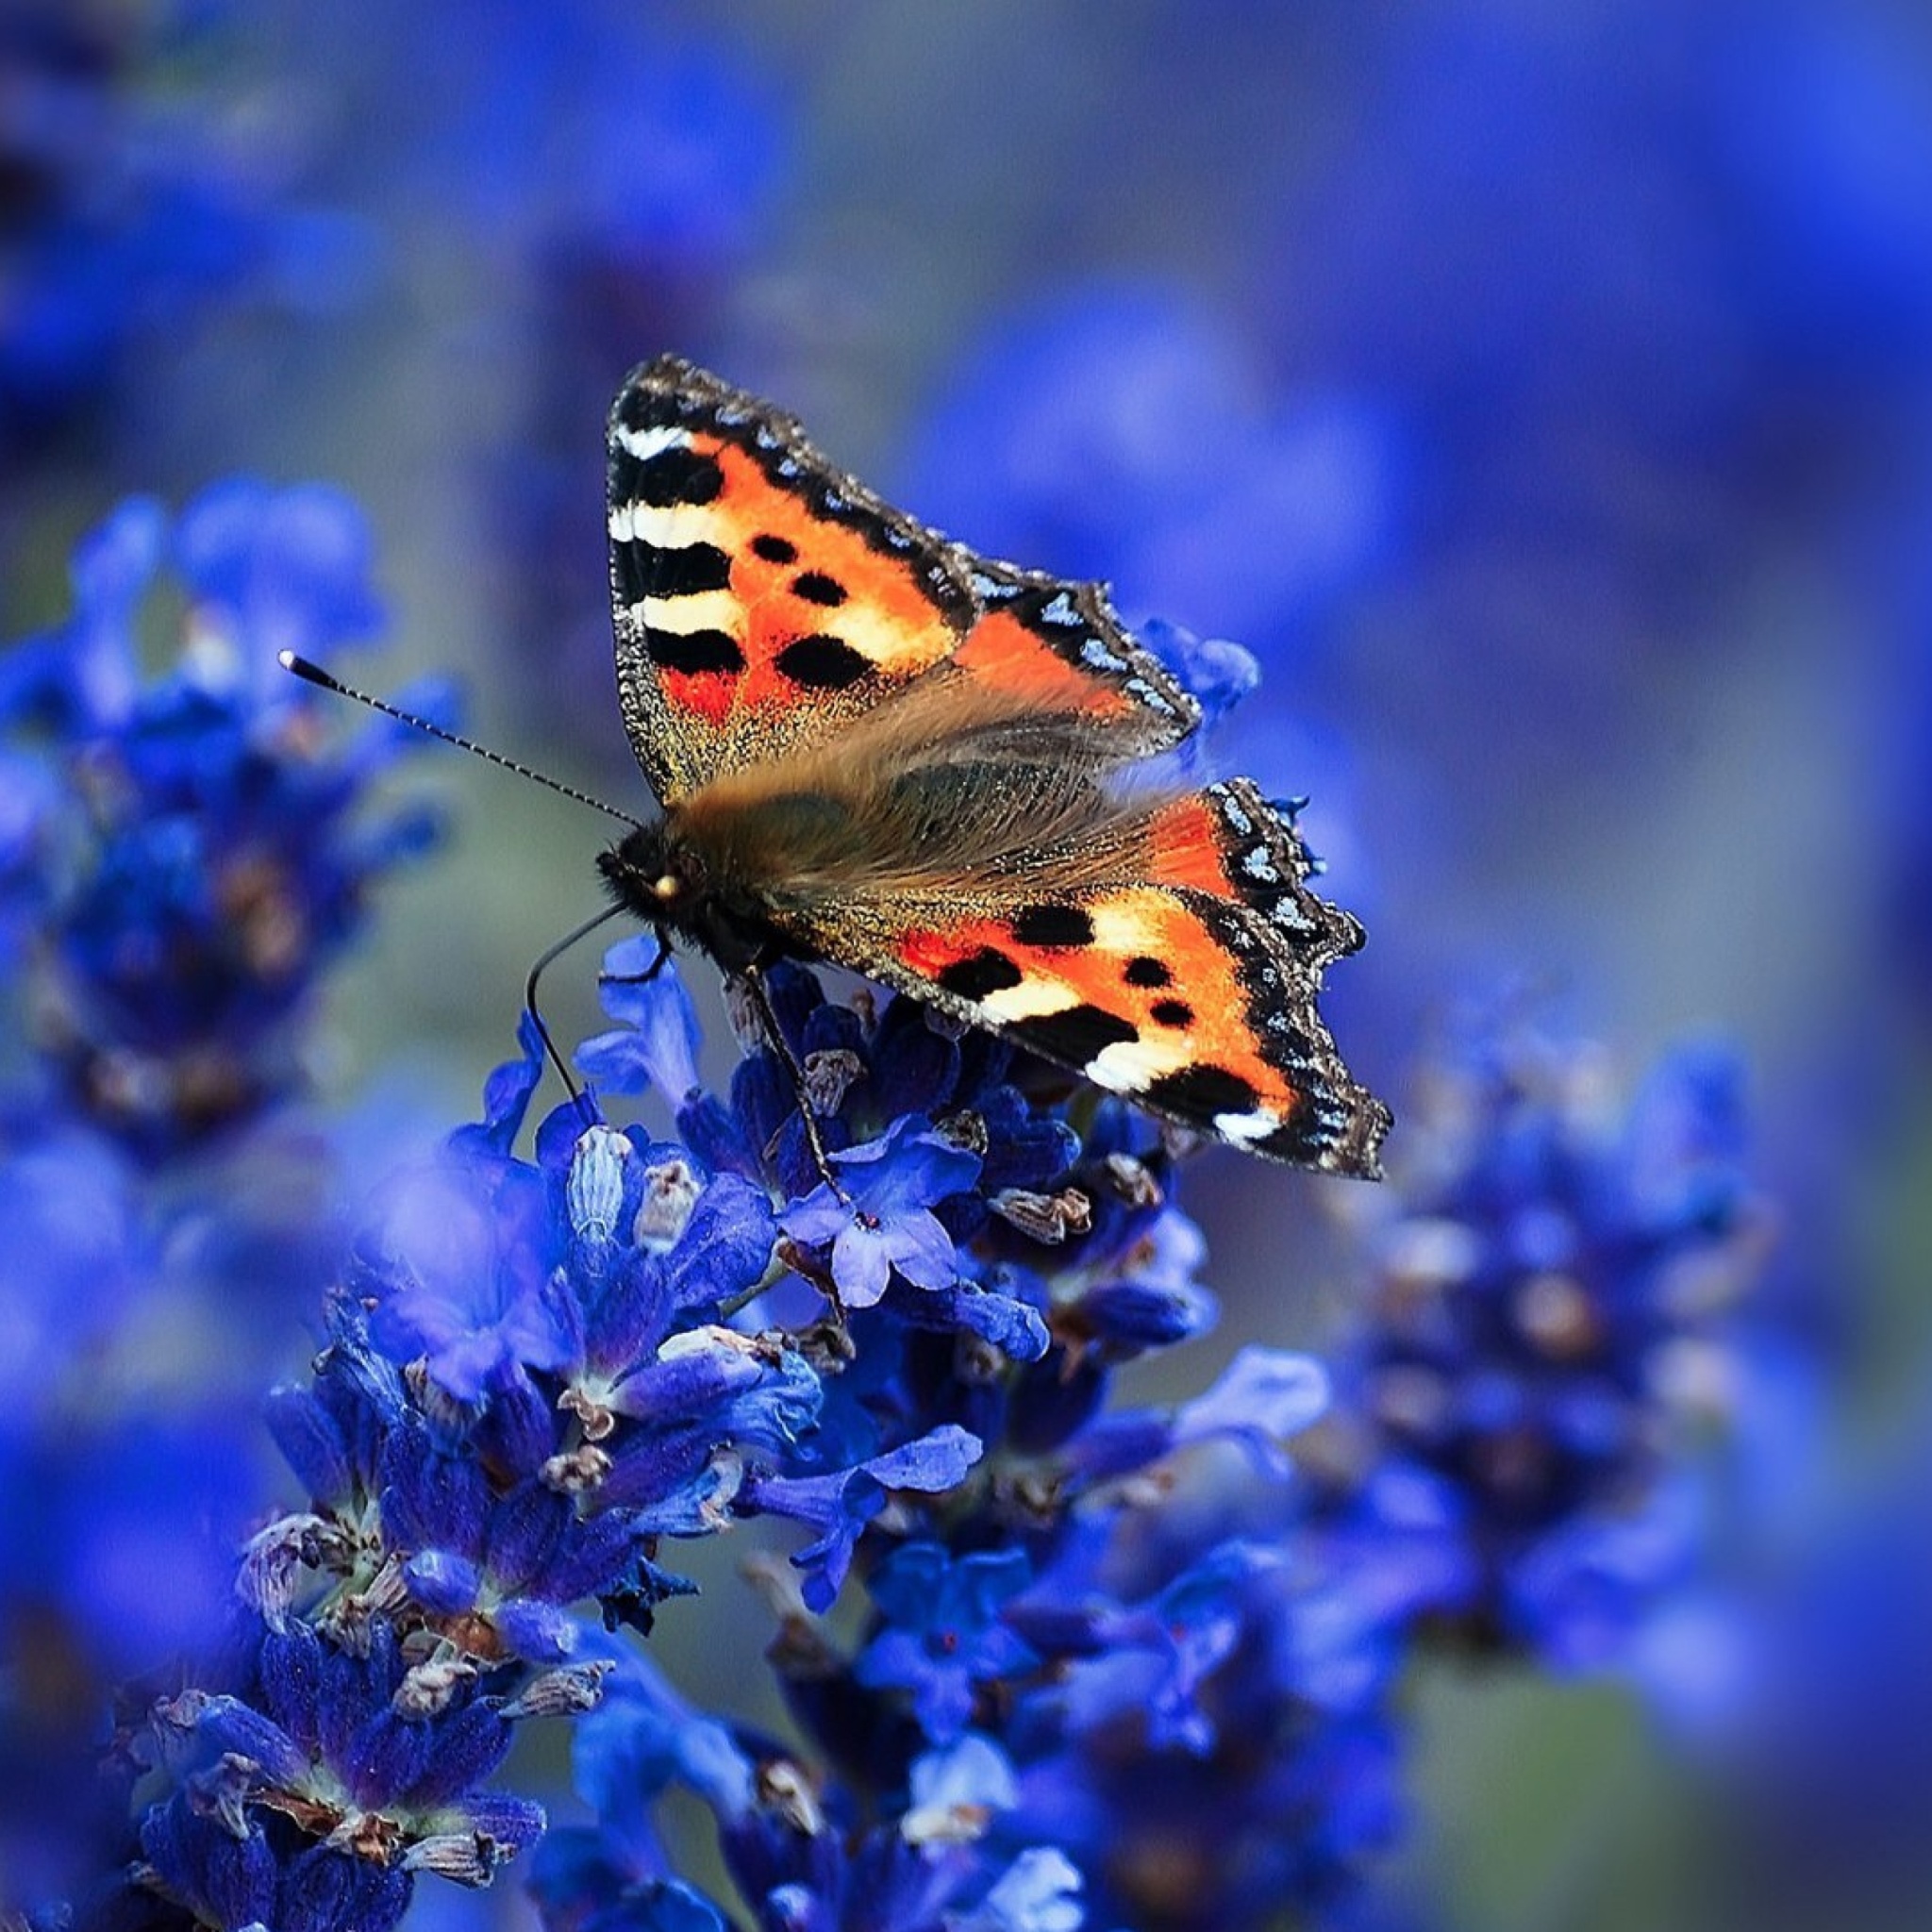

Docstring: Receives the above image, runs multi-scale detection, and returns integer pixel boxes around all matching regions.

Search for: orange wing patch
[608,387,976,797]
[1140,793,1231,897]
[721,448,959,678]
[951,575,1194,748]
[877,781,1387,1171]
[891,885,1341,1162]
[614,436,965,733]
[1143,779,1355,948]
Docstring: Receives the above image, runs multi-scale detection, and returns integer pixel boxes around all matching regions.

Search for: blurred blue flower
[1315,1014,1777,1675]
[411,1,791,753]
[173,475,387,674]
[1173,1346,1333,1475]
[1702,1407,1932,1925]
[1003,1524,1409,1932]
[393,4,782,265]
[0,4,369,460]
[1,482,438,1149]
[1139,618,1260,732]
[366,1149,579,1402]
[529,1664,746,1932]
[1247,0,1932,832]
[899,284,1406,669]
[1051,1193,1221,1360]
[1704,8,1932,373]
[857,1543,1041,1743]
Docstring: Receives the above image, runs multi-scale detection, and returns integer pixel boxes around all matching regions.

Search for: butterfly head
[597,819,780,974]
[599,821,691,917]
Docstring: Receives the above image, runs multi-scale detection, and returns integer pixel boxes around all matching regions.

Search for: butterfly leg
[596,932,673,990]
[738,963,849,1202]
[525,904,625,1124]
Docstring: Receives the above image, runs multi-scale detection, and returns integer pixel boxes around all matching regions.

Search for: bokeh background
[5,2,1931,1927]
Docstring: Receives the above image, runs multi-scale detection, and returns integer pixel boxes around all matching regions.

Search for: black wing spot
[612,380,676,438]
[1150,999,1194,1030]
[1124,955,1172,989]
[1012,905,1095,949]
[1008,1004,1139,1064]
[935,947,1024,1001]
[752,533,797,563]
[1145,1065,1262,1122]
[645,628,744,676]
[775,633,872,691]
[626,541,733,599]
[791,570,847,608]
[611,541,649,608]
[625,446,724,508]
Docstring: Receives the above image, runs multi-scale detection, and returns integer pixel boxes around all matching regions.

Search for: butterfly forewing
[608,358,1199,803]
[608,358,975,802]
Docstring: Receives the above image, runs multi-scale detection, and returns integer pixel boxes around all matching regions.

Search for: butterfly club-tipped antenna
[278,649,642,1122]
[277,652,642,828]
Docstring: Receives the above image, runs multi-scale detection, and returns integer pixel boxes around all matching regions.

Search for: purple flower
[537,1666,1084,1932]
[950,1848,1085,1932]
[1058,1201,1220,1359]
[1140,617,1260,728]
[530,1660,752,1932]
[781,1119,982,1307]
[1174,1347,1333,1475]
[140,1621,551,1924]
[458,1013,548,1159]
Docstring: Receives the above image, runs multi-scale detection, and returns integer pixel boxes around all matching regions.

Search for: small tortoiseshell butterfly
[596,355,1391,1177]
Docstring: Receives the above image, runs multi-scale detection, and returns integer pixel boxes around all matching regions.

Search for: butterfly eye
[652,874,680,902]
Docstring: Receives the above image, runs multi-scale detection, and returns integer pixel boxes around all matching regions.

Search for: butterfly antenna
[277,651,642,826]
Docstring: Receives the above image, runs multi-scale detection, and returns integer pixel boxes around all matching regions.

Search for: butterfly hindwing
[782,782,1390,1175]
[608,358,1199,804]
